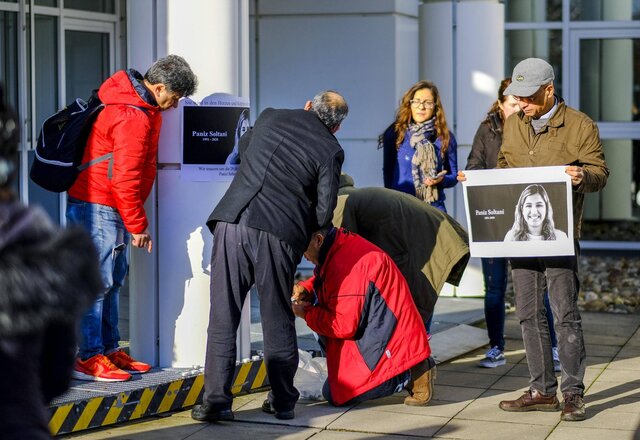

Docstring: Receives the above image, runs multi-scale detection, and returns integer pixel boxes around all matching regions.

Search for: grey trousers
[510,249,585,397]
[203,221,301,412]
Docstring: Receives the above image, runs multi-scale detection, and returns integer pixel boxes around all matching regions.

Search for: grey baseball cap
[504,58,555,97]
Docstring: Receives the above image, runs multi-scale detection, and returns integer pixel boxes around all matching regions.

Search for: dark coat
[207,108,344,255]
[466,112,502,170]
[0,201,102,439]
[333,175,470,323]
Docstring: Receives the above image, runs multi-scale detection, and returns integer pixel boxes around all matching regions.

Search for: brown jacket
[497,99,609,238]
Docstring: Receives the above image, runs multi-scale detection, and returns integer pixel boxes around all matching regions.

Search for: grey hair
[310,90,348,131]
[144,54,198,97]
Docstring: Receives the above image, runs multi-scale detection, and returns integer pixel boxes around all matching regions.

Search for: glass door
[569,28,640,220]
[63,18,113,103]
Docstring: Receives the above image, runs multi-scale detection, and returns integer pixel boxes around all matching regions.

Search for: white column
[128,0,250,367]
[419,0,503,297]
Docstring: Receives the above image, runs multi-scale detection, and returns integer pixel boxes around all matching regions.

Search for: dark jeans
[203,221,301,413]
[482,258,508,351]
[482,258,557,352]
[510,250,585,396]
[322,371,410,407]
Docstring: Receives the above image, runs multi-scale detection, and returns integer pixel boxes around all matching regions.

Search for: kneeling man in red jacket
[292,227,435,406]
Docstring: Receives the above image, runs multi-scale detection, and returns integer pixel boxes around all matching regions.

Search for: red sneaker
[73,354,132,382]
[107,349,152,374]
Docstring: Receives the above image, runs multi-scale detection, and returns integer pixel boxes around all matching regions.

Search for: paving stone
[436,419,553,439]
[547,425,636,440]
[327,407,446,437]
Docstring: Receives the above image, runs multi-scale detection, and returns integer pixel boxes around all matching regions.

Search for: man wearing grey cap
[495,58,609,421]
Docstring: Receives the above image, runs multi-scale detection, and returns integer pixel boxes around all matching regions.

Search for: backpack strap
[79,104,150,180]
[78,152,112,171]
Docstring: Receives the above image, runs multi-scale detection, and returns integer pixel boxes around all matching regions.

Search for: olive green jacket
[497,99,609,238]
[333,174,470,323]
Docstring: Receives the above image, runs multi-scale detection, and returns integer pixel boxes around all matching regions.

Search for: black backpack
[30,91,108,192]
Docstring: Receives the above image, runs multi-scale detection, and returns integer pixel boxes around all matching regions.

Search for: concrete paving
[59,299,640,440]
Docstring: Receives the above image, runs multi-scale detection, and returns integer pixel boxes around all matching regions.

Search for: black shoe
[261,399,295,420]
[191,402,234,422]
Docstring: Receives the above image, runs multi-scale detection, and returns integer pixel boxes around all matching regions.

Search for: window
[570,0,640,21]
[64,0,114,14]
[506,0,562,22]
[579,38,639,122]
[28,14,60,221]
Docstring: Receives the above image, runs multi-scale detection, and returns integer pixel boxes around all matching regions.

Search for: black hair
[144,54,198,97]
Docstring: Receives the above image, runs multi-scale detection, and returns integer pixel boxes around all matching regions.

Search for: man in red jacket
[292,227,435,407]
[67,55,197,382]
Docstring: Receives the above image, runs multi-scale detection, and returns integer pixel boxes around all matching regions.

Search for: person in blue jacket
[381,80,458,213]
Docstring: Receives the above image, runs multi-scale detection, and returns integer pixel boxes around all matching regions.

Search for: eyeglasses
[514,86,547,104]
[410,99,435,109]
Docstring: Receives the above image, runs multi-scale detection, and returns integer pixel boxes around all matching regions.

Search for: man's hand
[292,284,313,303]
[132,228,153,253]
[565,165,584,186]
[457,170,467,182]
[292,301,311,319]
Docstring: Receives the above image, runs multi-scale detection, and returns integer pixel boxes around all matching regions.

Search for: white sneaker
[478,346,506,368]
[552,347,561,372]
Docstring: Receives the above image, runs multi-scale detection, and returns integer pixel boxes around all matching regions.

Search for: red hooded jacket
[68,70,162,234]
[299,228,430,405]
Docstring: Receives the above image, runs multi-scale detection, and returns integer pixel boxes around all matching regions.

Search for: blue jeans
[482,258,557,351]
[66,198,129,360]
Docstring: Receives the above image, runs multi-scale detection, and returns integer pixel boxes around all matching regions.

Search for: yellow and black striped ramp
[49,359,268,436]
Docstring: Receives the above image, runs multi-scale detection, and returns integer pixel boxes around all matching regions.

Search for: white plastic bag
[294,349,328,401]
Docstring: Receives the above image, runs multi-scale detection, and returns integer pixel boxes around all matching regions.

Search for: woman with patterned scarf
[380,81,458,213]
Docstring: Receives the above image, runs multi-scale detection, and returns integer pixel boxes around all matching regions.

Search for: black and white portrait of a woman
[504,184,568,242]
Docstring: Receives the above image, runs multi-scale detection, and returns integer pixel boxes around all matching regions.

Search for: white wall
[420,0,504,296]
[251,0,419,188]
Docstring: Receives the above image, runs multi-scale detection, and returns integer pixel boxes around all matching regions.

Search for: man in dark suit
[192,91,348,423]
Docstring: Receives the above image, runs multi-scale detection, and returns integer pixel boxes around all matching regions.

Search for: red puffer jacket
[299,228,430,405]
[68,70,162,234]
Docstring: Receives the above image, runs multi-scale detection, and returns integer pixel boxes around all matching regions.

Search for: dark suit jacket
[207,108,344,255]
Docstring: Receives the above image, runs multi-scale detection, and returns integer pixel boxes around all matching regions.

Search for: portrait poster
[181,93,250,181]
[462,166,574,258]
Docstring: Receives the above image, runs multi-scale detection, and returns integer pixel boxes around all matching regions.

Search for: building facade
[1,0,638,365]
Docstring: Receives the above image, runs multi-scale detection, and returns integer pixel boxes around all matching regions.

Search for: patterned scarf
[408,118,438,203]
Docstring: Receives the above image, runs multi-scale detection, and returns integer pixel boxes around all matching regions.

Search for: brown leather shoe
[561,393,585,421]
[404,361,435,406]
[499,389,560,412]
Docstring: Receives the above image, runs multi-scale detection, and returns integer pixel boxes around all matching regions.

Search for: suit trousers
[510,248,585,397]
[203,221,301,412]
